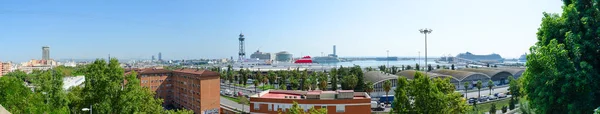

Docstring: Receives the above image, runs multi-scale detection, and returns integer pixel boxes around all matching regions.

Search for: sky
[0,0,564,62]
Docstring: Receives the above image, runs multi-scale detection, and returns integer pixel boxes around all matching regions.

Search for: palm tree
[477,80,483,98]
[318,72,328,90]
[383,80,392,104]
[488,80,494,95]
[253,79,259,93]
[464,82,470,99]
[365,81,374,96]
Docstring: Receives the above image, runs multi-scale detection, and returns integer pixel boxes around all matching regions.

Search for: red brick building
[249,90,371,114]
[129,68,220,114]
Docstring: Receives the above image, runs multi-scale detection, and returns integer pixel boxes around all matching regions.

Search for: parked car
[494,93,499,97]
[488,96,497,100]
[497,93,507,98]
[479,95,489,102]
[468,97,478,104]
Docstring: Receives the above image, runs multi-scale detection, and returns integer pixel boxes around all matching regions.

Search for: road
[463,86,509,98]
[220,96,250,113]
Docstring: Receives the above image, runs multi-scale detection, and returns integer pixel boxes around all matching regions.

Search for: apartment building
[129,68,220,114]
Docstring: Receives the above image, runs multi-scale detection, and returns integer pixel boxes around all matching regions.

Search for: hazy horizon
[0,0,563,62]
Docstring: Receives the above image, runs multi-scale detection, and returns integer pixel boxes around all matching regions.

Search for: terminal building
[364,71,399,98]
[396,68,525,90]
[126,68,220,114]
[249,90,371,114]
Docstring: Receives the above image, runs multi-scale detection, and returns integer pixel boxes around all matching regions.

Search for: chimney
[333,45,336,56]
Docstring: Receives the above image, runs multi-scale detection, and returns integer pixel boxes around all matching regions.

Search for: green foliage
[365,81,374,96]
[509,97,516,110]
[286,101,327,114]
[476,80,482,98]
[463,81,469,99]
[343,74,358,90]
[523,0,600,113]
[507,76,520,98]
[392,72,470,113]
[502,105,508,113]
[487,80,493,95]
[383,80,392,101]
[329,68,338,91]
[451,64,455,70]
[489,103,496,114]
[317,72,328,90]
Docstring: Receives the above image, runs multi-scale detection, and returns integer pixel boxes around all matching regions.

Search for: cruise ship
[312,45,341,63]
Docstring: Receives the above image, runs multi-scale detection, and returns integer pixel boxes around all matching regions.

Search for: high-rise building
[0,61,3,77]
[158,52,162,61]
[126,68,220,113]
[152,55,156,61]
[42,46,50,60]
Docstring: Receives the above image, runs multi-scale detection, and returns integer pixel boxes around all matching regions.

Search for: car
[494,93,499,97]
[468,97,478,104]
[488,96,497,100]
[497,93,507,98]
[479,95,489,102]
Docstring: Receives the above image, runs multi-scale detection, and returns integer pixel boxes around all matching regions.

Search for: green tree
[383,80,392,104]
[286,101,327,114]
[344,75,358,90]
[267,70,276,85]
[436,65,441,69]
[391,77,410,113]
[405,65,412,70]
[392,72,470,113]
[329,68,338,91]
[318,72,328,90]
[378,65,387,72]
[507,76,520,99]
[238,96,249,113]
[365,81,374,96]
[415,64,420,71]
[463,82,469,99]
[451,64,455,70]
[489,103,497,114]
[522,0,600,113]
[253,80,259,93]
[350,65,365,91]
[487,80,494,95]
[476,80,482,98]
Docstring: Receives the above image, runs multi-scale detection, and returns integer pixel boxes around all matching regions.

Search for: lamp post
[418,51,420,70]
[419,28,432,72]
[386,50,390,68]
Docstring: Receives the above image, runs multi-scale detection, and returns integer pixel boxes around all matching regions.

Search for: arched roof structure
[364,71,398,84]
[429,69,491,81]
[460,68,512,81]
[396,70,460,83]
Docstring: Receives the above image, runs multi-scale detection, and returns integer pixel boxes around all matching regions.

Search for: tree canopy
[392,72,470,113]
[522,0,600,113]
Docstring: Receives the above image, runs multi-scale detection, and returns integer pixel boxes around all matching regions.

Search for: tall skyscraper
[42,46,50,60]
[158,52,162,61]
[152,55,156,61]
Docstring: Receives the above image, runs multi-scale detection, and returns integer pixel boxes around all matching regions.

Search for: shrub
[501,105,508,113]
[489,103,496,114]
[509,97,516,110]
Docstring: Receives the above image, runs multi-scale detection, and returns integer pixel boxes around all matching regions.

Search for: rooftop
[252,90,370,100]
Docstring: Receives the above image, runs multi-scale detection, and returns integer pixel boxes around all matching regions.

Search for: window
[321,105,327,109]
[268,104,272,111]
[254,103,260,110]
[336,105,345,112]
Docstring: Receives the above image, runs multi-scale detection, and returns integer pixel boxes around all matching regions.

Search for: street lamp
[419,28,432,72]
[386,50,390,68]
